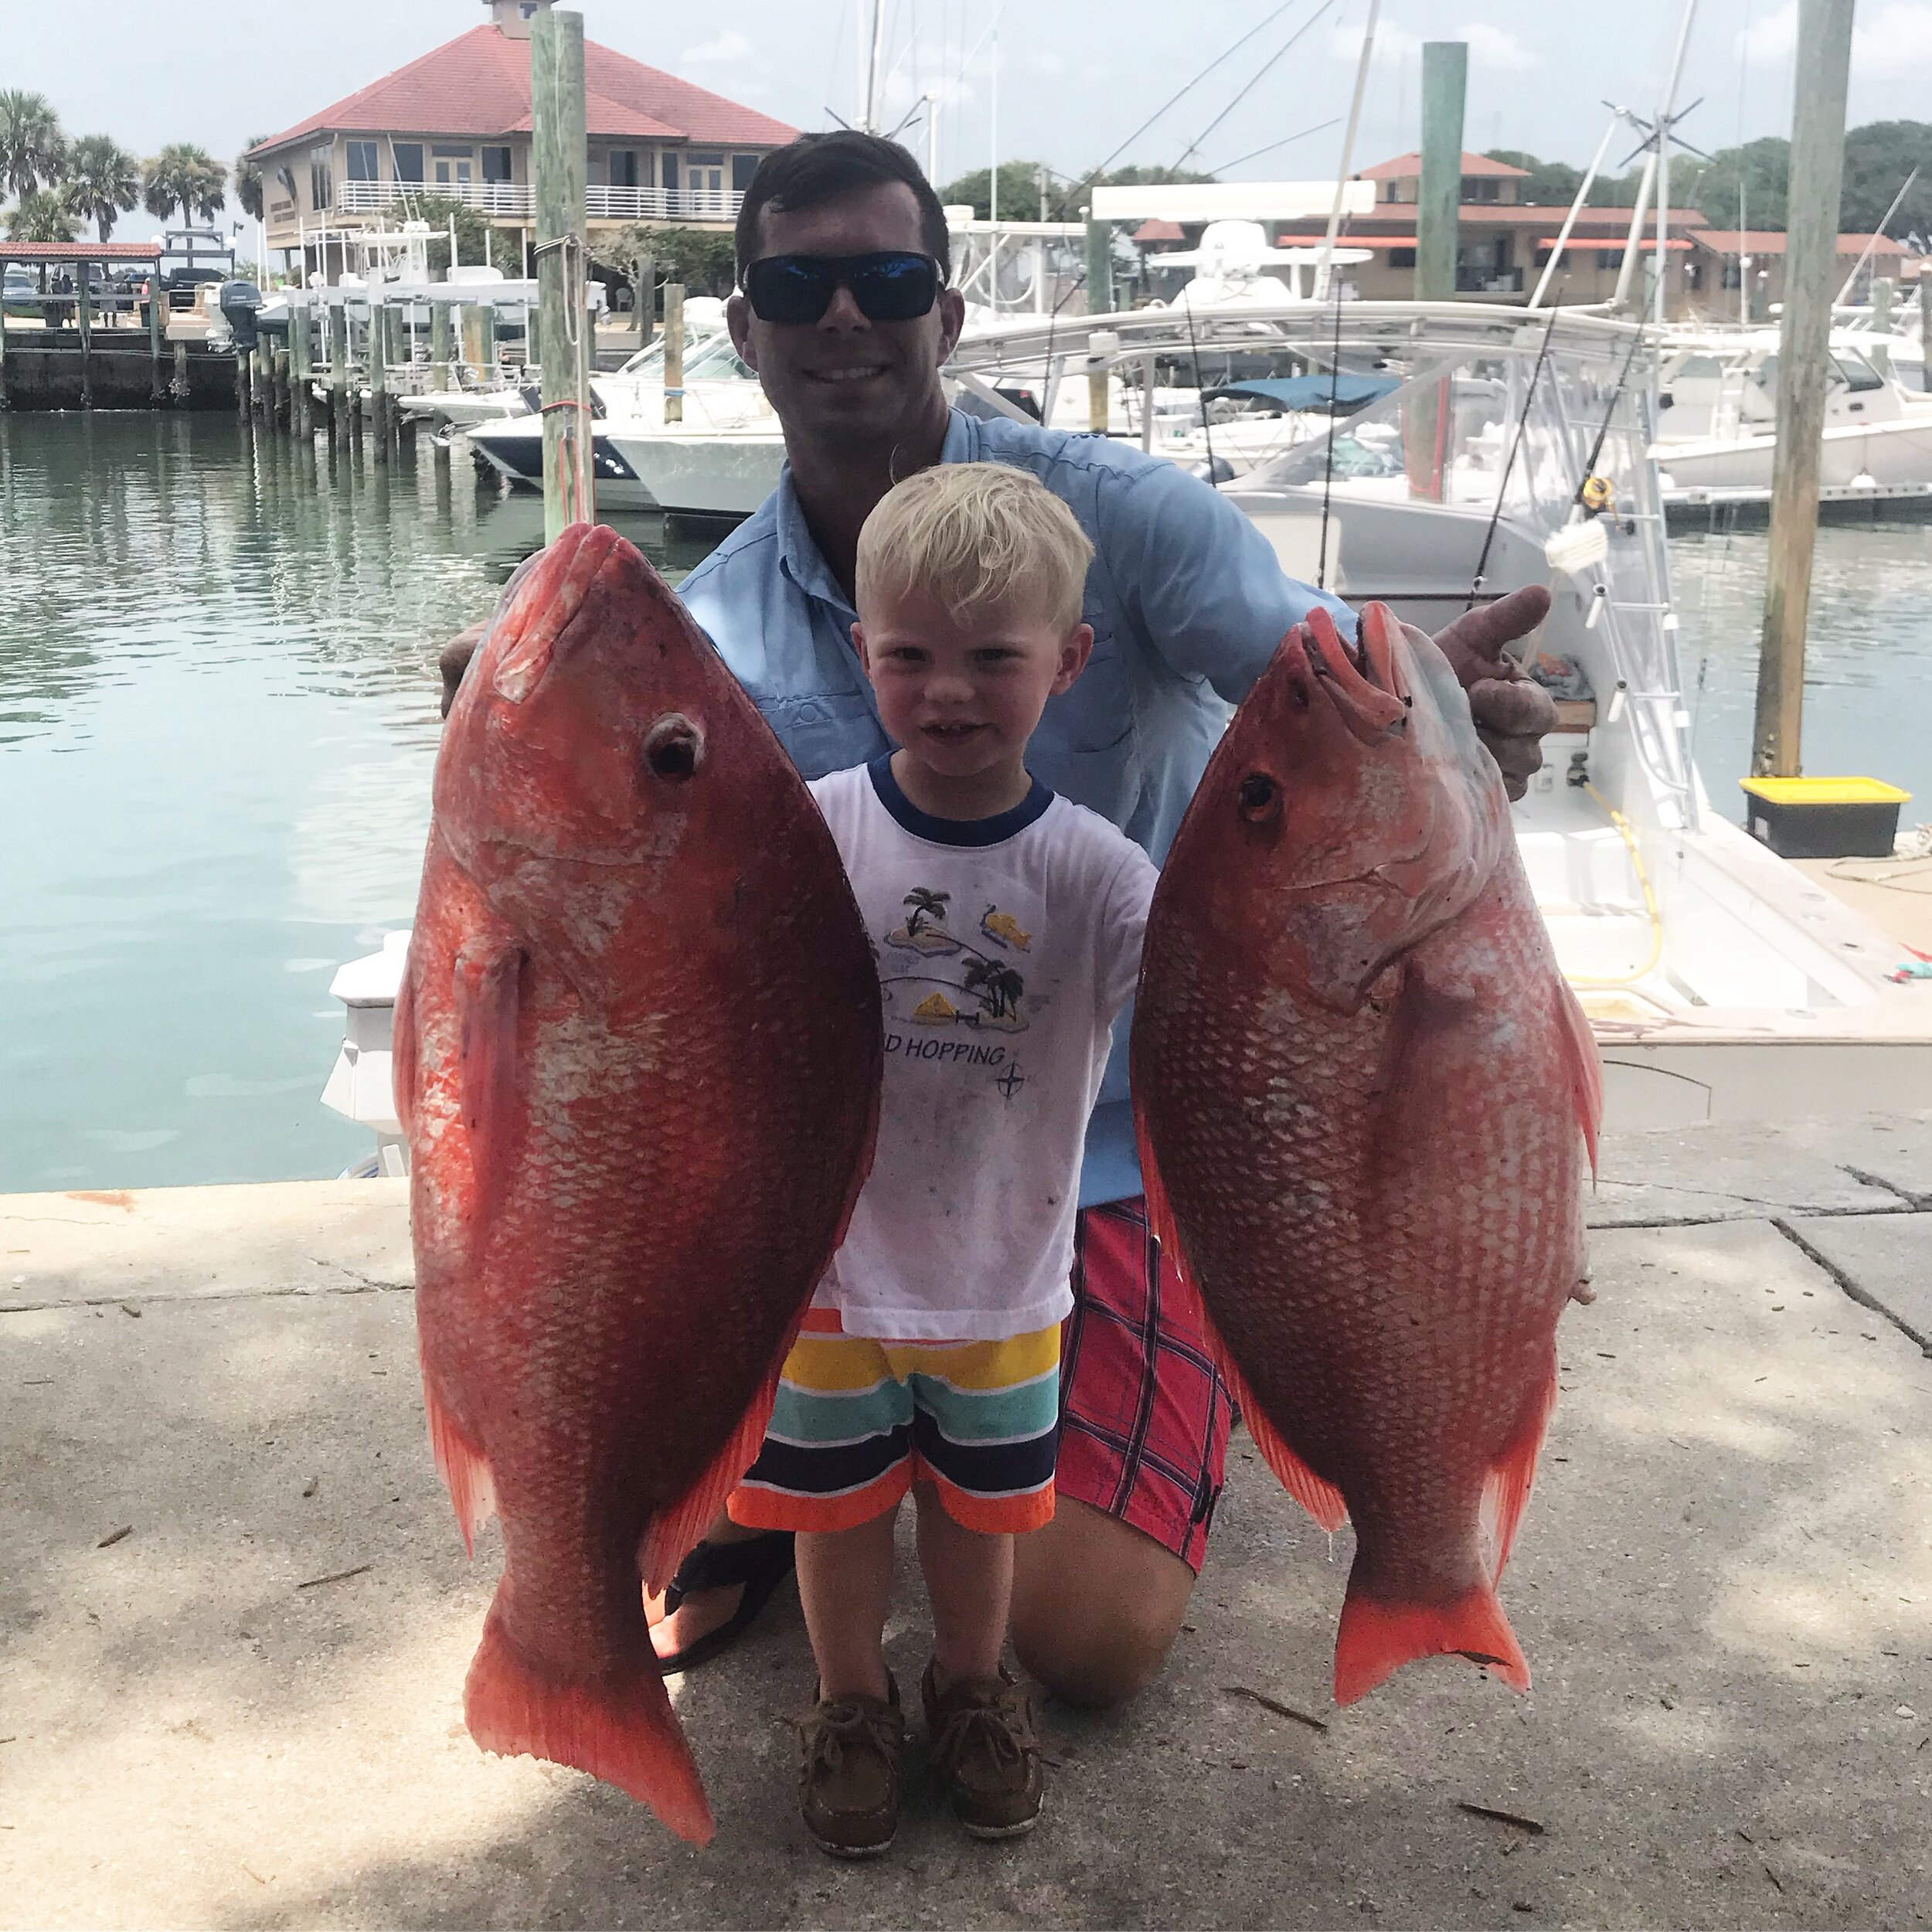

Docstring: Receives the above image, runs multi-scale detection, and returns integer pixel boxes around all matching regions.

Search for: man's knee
[1010,1498,1196,1709]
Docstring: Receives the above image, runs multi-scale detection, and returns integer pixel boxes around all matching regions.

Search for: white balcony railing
[333,180,742,224]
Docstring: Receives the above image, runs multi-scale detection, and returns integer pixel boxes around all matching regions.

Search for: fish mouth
[1298,604,1410,745]
[490,522,628,704]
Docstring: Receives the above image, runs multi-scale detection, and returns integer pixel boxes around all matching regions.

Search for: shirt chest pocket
[756,690,887,781]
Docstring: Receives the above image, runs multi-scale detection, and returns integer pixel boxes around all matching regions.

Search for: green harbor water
[2,413,1928,1193]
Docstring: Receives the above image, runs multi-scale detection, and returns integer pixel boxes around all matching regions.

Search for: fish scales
[1133,600,1600,1706]
[399,523,882,1842]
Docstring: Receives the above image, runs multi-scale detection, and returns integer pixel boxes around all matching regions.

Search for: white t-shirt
[808,758,1158,1342]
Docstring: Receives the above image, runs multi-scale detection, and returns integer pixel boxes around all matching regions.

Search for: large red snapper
[1132,602,1600,1706]
[395,523,881,1842]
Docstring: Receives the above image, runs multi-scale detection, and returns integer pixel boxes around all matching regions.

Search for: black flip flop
[652,1530,797,1675]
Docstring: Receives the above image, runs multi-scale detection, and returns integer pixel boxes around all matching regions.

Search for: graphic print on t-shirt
[881,885,1035,1036]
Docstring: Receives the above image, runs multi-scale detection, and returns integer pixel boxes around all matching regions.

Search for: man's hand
[438,620,488,719]
[1419,584,1558,801]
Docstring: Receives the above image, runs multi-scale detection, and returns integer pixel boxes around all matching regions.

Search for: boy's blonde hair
[855,462,1095,632]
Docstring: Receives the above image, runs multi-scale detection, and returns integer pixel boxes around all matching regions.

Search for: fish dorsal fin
[1555,975,1604,1179]
[1480,1355,1559,1580]
[420,1365,498,1557]
[456,940,527,1209]
[637,1308,807,1599]
[1134,1098,1349,1536]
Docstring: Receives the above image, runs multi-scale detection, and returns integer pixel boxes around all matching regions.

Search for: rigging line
[1202,114,1343,179]
[1315,253,1345,591]
[1468,304,1565,609]
[1174,0,1343,174]
[1043,0,1317,223]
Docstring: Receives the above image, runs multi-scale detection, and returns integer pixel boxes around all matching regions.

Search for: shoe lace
[801,1699,896,1776]
[930,1689,1036,1781]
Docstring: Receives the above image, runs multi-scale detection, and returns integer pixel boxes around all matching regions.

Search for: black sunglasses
[743,251,943,325]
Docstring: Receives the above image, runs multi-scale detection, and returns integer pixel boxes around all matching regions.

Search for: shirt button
[797,700,825,723]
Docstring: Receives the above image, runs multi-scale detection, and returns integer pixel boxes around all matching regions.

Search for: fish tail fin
[464,1604,715,1844]
[1334,1580,1531,1706]
[638,1310,805,1598]
[422,1371,497,1558]
[1556,975,1605,1179]
[1134,1102,1349,1536]
[1481,1359,1558,1579]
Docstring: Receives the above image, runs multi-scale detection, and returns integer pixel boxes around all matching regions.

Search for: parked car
[3,265,38,319]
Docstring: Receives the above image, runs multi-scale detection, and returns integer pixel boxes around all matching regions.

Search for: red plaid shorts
[1055,1196,1235,1574]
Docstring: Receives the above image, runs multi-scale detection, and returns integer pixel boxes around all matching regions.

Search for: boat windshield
[683,333,757,380]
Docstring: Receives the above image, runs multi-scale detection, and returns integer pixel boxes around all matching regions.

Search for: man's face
[727,182,967,454]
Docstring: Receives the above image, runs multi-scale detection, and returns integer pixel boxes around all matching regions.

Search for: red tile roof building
[249,0,797,272]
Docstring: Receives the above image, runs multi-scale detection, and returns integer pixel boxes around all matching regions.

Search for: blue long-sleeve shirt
[678,406,1352,1206]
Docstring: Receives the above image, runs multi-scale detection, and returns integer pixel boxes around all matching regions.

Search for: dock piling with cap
[663,281,684,423]
[533,3,594,539]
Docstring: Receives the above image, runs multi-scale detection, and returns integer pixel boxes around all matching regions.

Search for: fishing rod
[1468,304,1565,611]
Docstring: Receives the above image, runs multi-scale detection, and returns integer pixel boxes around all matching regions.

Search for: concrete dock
[4,1118,1930,1929]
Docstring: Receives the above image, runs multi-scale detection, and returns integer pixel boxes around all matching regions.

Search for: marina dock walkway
[4,1118,1930,1929]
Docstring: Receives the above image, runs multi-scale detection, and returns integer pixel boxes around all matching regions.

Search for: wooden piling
[1084,217,1113,317]
[273,343,291,426]
[146,276,164,402]
[1751,0,1855,779]
[533,4,594,540]
[172,338,189,403]
[77,274,94,410]
[479,302,498,382]
[1417,42,1468,302]
[1921,274,1931,393]
[290,298,311,434]
[431,298,453,393]
[370,303,390,466]
[1870,276,1895,376]
[0,301,9,410]
[328,301,350,451]
[236,349,251,413]
[663,281,685,424]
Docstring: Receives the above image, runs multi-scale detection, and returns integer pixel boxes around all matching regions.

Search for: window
[433,145,474,189]
[686,151,726,196]
[1597,249,1622,270]
[1720,259,1743,291]
[309,145,332,210]
[346,141,378,182]
[482,146,512,183]
[393,142,424,183]
[1464,179,1500,203]
[607,148,638,188]
[661,150,679,192]
[732,153,757,192]
[1389,247,1417,269]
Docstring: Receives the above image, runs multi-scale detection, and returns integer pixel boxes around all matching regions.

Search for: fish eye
[1237,773,1281,823]
[643,713,704,781]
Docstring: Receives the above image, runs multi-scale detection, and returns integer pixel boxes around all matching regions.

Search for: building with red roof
[247,0,797,271]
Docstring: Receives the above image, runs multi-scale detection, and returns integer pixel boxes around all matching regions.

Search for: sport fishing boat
[321,299,1932,1164]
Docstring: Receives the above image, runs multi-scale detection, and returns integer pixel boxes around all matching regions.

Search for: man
[444,131,1556,1708]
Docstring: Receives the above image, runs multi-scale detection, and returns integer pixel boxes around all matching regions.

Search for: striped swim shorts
[728,1309,1061,1536]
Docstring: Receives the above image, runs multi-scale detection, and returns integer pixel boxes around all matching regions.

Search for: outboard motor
[219,281,264,352]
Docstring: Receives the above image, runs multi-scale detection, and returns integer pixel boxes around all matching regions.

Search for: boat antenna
[1468,304,1564,610]
[1181,282,1216,481]
[1316,252,1346,590]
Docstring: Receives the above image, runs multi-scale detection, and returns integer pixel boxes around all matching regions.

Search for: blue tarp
[1204,374,1401,411]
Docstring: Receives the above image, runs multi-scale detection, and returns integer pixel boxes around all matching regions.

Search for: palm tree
[5,185,80,243]
[963,959,1025,1020]
[901,887,950,937]
[65,135,140,243]
[0,90,66,197]
[142,144,227,226]
[233,135,268,221]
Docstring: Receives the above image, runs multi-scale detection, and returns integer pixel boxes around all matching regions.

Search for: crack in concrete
[1840,1164,1932,1209]
[1597,1175,1891,1212]
[0,1274,413,1318]
[1598,1201,1917,1232]
[1771,1216,1932,1357]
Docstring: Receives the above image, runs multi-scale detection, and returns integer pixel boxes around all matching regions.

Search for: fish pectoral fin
[456,938,528,1202]
[1334,1583,1530,1706]
[638,1309,808,1600]
[423,1375,498,1557]
[464,1600,714,1844]
[1134,1100,1349,1536]
[392,940,420,1139]
[1555,975,1606,1179]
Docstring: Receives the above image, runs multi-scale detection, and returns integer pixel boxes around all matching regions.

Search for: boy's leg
[912,1481,1011,1689]
[797,1506,898,1701]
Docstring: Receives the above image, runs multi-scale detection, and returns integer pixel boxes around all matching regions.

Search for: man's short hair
[855,464,1095,634]
[734,131,952,287]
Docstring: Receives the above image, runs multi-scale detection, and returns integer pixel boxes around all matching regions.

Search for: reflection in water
[0,414,720,1191]
[1671,522,1932,821]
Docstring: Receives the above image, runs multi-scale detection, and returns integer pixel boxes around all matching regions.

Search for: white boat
[1654,328,1932,504]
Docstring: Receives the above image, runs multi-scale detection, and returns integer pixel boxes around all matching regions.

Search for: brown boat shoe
[922,1661,1044,1839]
[797,1678,905,1859]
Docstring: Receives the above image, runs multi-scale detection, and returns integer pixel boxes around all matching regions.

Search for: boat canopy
[1206,375,1401,412]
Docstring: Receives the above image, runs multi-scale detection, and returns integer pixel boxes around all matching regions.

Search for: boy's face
[853,585,1094,785]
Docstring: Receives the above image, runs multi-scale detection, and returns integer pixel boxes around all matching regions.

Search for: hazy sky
[9,0,1930,216]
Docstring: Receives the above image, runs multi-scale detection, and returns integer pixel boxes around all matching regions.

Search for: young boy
[727,462,1158,1859]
